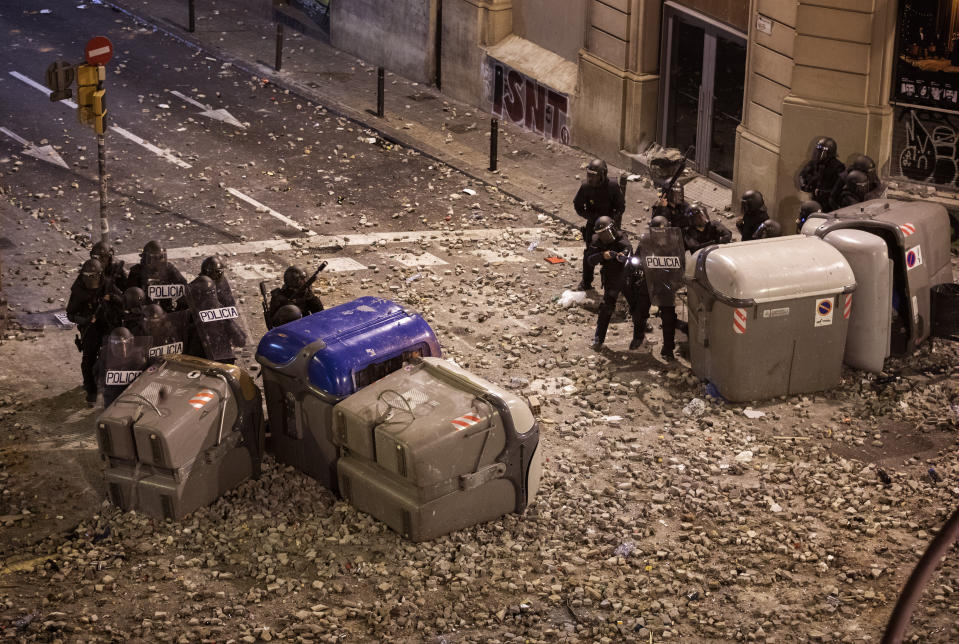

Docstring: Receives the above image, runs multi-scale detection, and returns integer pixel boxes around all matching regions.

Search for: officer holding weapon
[799,136,845,210]
[585,217,645,351]
[652,146,694,228]
[573,159,625,292]
[265,263,327,329]
[67,259,119,405]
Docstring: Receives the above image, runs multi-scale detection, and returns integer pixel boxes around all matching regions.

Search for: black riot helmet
[667,182,684,206]
[797,200,822,233]
[273,304,304,327]
[754,220,783,239]
[594,216,618,244]
[813,137,838,162]
[846,170,869,199]
[80,259,103,290]
[688,203,710,230]
[650,215,669,229]
[200,256,225,281]
[741,190,765,215]
[123,286,146,311]
[192,275,218,300]
[108,326,134,356]
[141,240,166,268]
[90,241,114,267]
[585,159,608,187]
[283,266,306,290]
[849,153,879,188]
[142,303,165,323]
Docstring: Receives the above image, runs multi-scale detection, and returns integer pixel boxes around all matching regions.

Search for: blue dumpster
[255,297,441,492]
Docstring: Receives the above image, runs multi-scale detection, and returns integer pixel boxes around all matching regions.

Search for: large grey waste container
[686,236,856,402]
[803,199,952,359]
[331,357,543,541]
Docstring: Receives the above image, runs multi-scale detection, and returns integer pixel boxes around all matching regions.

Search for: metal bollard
[275,22,284,71]
[489,118,498,172]
[376,67,385,118]
[188,0,196,33]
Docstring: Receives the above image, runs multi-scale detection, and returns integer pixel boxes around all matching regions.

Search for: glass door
[660,4,746,185]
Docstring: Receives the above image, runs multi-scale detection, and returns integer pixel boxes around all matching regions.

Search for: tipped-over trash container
[255,297,441,493]
[686,236,856,402]
[331,357,543,541]
[96,355,264,520]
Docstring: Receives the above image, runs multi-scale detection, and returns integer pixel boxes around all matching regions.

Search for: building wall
[512,0,587,62]
[678,0,749,32]
[331,0,437,83]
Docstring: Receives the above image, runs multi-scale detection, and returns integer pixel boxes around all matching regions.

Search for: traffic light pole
[97,132,109,243]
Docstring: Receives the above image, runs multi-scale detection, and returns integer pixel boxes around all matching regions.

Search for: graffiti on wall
[486,58,570,144]
[894,107,959,186]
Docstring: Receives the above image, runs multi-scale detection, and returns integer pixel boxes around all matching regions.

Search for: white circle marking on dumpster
[733,308,747,334]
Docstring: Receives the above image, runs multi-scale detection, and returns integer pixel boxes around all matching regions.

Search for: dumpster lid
[693,236,856,304]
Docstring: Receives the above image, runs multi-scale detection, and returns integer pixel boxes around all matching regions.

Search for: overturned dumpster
[96,355,264,520]
[331,357,543,541]
[802,199,955,371]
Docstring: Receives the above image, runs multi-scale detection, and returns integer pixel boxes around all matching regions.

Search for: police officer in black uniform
[197,256,236,307]
[585,217,646,351]
[67,259,116,405]
[127,240,188,312]
[267,266,324,328]
[90,241,127,291]
[753,220,783,239]
[573,159,626,291]
[834,170,869,209]
[736,190,769,242]
[829,153,883,208]
[796,200,822,233]
[799,136,845,210]
[652,182,691,229]
[684,204,732,253]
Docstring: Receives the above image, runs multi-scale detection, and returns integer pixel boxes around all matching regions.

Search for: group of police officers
[66,240,323,405]
[573,137,882,357]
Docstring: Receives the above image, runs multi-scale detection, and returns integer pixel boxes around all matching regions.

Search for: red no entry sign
[85,36,114,65]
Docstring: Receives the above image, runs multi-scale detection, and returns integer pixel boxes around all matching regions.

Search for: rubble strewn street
[2,1,959,642]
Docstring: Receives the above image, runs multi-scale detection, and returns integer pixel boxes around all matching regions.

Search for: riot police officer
[67,259,113,404]
[736,190,769,242]
[683,204,732,253]
[834,170,869,209]
[799,136,845,210]
[271,304,304,328]
[127,240,188,312]
[585,217,644,351]
[796,200,822,233]
[186,275,247,364]
[100,326,148,408]
[635,216,681,359]
[120,286,147,333]
[573,159,626,291]
[197,255,236,307]
[652,182,691,229]
[267,266,324,327]
[829,153,883,208]
[753,220,783,239]
[90,241,127,291]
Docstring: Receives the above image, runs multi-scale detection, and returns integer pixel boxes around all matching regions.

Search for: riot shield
[186,281,248,363]
[141,260,186,312]
[639,226,686,307]
[143,310,190,360]
[101,335,152,408]
[214,275,237,308]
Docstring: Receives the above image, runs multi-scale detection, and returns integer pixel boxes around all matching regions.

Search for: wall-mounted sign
[894,0,959,112]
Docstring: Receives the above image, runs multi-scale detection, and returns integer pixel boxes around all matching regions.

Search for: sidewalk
[106,0,662,233]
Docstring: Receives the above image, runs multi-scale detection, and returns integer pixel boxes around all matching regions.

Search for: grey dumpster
[331,357,543,541]
[686,236,856,402]
[803,199,953,361]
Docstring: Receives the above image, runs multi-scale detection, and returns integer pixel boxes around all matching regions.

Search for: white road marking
[170,90,246,129]
[470,249,528,264]
[323,257,368,272]
[110,125,192,169]
[117,227,546,263]
[0,126,69,168]
[225,187,316,236]
[232,263,280,281]
[388,252,448,267]
[10,70,192,169]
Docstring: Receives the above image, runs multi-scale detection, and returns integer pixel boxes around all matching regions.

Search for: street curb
[104,1,582,232]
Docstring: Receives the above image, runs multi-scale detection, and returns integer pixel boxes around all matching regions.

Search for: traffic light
[75,64,105,133]
[92,89,107,135]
